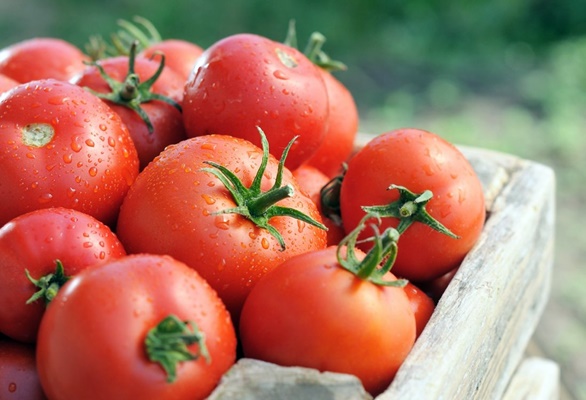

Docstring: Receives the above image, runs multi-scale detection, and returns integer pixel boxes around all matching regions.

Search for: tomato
[36,254,236,400]
[403,281,435,338]
[182,33,329,170]
[420,266,459,303]
[340,128,486,282]
[0,73,19,93]
[0,79,140,227]
[140,39,204,82]
[239,234,416,396]
[0,336,46,399]
[0,38,88,83]
[302,70,358,178]
[116,131,327,321]
[71,44,187,170]
[292,164,345,245]
[0,207,126,343]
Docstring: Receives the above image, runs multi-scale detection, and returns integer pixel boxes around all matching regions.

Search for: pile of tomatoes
[0,17,486,400]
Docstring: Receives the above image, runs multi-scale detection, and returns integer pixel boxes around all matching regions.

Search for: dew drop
[99,124,108,132]
[273,70,289,80]
[201,142,216,151]
[83,242,93,248]
[38,193,53,204]
[85,139,95,147]
[214,215,230,230]
[63,154,73,164]
[202,194,216,205]
[71,141,82,152]
[261,237,270,249]
[89,167,98,177]
[107,137,116,147]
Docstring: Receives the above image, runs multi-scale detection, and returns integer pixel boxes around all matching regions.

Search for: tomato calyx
[337,215,407,287]
[145,314,210,383]
[25,259,70,305]
[201,128,327,251]
[82,41,182,133]
[284,20,347,72]
[362,184,460,238]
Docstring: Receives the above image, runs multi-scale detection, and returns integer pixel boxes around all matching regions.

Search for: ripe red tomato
[340,128,486,282]
[141,39,204,82]
[239,245,416,396]
[0,38,88,83]
[71,49,187,170]
[36,254,236,400]
[303,70,358,178]
[0,73,19,93]
[0,79,140,227]
[182,33,329,170]
[403,281,435,338]
[292,164,346,245]
[0,207,126,343]
[116,132,327,321]
[0,336,46,399]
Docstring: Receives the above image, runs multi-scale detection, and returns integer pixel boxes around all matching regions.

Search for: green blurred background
[2,0,585,398]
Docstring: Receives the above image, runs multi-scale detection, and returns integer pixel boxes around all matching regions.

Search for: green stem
[25,260,70,305]
[145,315,210,383]
[248,185,295,217]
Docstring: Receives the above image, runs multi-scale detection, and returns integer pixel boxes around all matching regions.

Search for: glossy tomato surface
[239,246,416,396]
[0,207,126,343]
[116,134,327,321]
[36,254,236,400]
[140,39,204,81]
[0,79,139,227]
[0,38,88,83]
[340,128,486,282]
[183,33,329,170]
[0,336,46,399]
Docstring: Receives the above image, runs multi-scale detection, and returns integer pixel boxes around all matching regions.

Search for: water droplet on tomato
[88,167,98,177]
[423,164,434,176]
[273,70,289,80]
[8,382,16,392]
[217,259,226,272]
[85,139,95,147]
[63,154,73,164]
[38,193,53,204]
[26,152,35,159]
[107,137,116,148]
[297,220,306,233]
[99,124,108,131]
[48,96,64,105]
[83,242,93,248]
[71,141,82,153]
[214,215,230,230]
[261,237,269,249]
[201,142,216,151]
[202,194,216,205]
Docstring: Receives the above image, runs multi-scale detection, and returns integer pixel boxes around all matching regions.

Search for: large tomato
[0,38,88,83]
[182,33,329,170]
[340,128,486,282]
[140,39,204,82]
[239,229,416,396]
[71,45,187,170]
[116,131,327,321]
[0,79,140,227]
[36,254,236,400]
[0,336,46,399]
[0,207,126,343]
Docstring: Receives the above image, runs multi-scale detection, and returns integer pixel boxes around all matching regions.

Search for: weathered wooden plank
[378,154,555,399]
[502,357,560,400]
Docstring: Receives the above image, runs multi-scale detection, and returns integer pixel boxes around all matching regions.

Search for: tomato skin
[340,128,486,282]
[0,207,126,343]
[71,55,187,170]
[292,164,346,245]
[116,135,327,321]
[0,79,139,227]
[303,70,358,178]
[0,73,19,93]
[0,336,47,399]
[239,246,416,396]
[36,254,236,400]
[140,39,204,81]
[0,38,88,83]
[403,282,435,338]
[183,33,329,170]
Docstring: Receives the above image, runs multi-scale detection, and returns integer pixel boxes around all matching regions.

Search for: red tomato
[71,50,187,170]
[141,39,204,82]
[116,133,327,321]
[340,128,486,282]
[0,73,19,93]
[0,207,126,343]
[239,245,416,396]
[403,281,435,338]
[0,38,88,83]
[292,164,346,245]
[36,254,236,400]
[420,266,459,303]
[0,79,140,227]
[0,336,46,399]
[183,33,329,170]
[303,70,358,178]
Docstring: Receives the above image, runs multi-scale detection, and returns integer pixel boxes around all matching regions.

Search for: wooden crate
[207,144,557,400]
